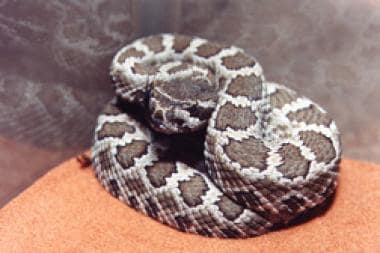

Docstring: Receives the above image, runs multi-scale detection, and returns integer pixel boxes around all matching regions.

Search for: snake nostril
[187,105,198,117]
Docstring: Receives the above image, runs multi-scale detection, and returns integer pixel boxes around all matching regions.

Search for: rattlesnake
[92,34,341,238]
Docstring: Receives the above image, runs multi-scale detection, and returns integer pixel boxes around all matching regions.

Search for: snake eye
[154,112,163,121]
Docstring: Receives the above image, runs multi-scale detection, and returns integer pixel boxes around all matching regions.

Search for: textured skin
[92,34,341,238]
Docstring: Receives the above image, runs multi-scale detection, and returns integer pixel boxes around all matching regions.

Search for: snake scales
[92,34,341,238]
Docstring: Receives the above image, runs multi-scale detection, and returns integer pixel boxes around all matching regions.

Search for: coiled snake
[92,34,341,238]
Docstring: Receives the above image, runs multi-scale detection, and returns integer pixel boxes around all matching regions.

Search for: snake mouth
[147,102,216,135]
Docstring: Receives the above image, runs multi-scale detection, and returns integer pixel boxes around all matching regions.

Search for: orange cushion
[0,156,379,252]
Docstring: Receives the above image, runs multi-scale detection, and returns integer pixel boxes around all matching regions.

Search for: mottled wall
[0,0,379,206]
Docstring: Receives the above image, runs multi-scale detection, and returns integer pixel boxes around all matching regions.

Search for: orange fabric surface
[0,157,379,253]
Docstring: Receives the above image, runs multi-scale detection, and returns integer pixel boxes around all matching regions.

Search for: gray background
[0,0,379,207]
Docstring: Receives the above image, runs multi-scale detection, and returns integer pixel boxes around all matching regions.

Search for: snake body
[92,34,341,238]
